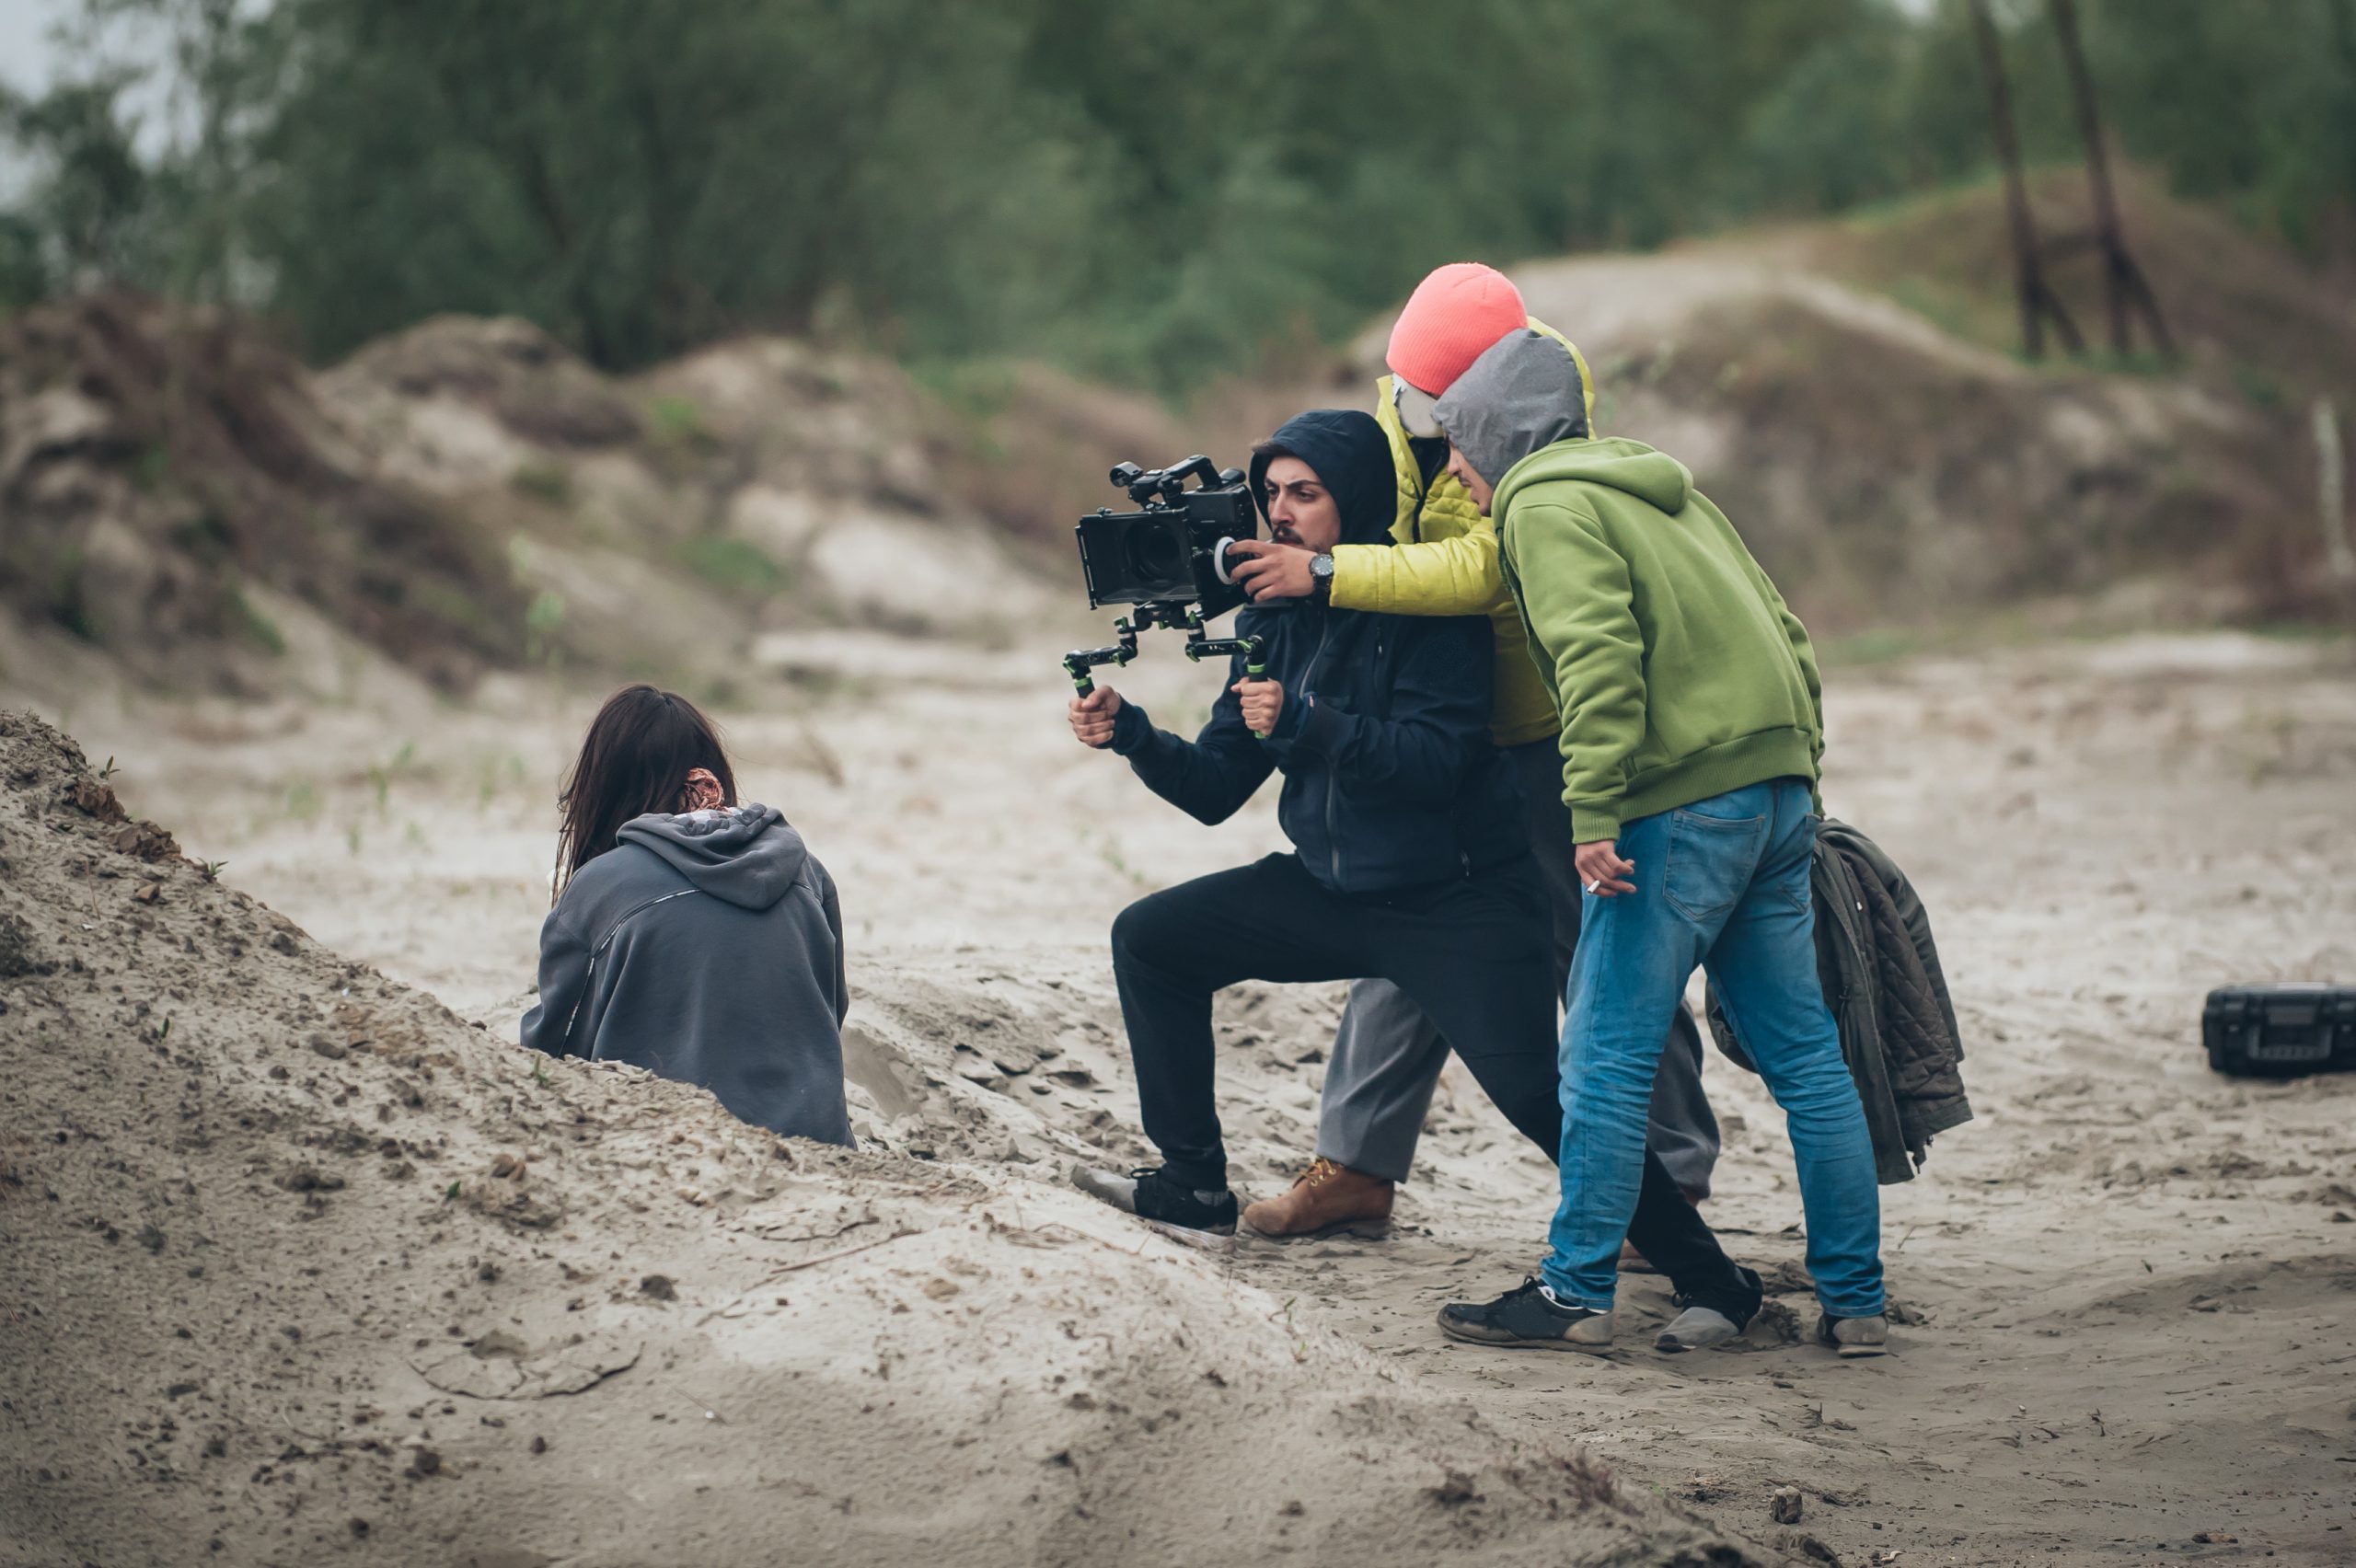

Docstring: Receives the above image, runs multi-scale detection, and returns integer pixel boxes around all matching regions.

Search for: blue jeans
[1542,778,1884,1319]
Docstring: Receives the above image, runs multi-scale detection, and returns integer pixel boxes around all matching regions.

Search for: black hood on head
[1249,409,1394,548]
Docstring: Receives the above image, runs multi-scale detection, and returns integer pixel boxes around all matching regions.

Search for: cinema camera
[1063,455,1268,701]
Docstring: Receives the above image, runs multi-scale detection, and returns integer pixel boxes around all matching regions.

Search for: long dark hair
[552,684,738,900]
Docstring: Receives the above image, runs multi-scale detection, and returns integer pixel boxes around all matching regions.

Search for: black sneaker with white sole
[1070,1165,1238,1237]
[1437,1276,1615,1352]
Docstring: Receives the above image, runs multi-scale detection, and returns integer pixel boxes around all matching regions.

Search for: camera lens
[1121,521,1189,591]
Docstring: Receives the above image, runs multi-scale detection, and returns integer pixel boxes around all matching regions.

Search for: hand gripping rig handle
[1062,614,1269,736]
[1184,630,1271,738]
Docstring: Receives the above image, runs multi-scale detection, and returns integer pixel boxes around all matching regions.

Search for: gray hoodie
[519,803,854,1147]
[1432,329,1590,489]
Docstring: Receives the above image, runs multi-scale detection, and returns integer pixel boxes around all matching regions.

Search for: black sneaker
[1070,1165,1238,1239]
[1437,1276,1615,1352]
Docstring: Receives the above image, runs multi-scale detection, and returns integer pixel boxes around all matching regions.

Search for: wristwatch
[1309,552,1335,602]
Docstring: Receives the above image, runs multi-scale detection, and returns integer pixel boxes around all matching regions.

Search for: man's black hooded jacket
[1107,409,1523,894]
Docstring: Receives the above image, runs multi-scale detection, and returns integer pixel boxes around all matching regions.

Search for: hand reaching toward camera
[1068,686,1124,748]
[1225,540,1317,601]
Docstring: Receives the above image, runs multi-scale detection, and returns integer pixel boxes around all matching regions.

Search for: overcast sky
[0,0,70,97]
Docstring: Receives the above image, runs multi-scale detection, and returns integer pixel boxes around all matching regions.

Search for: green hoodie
[1433,329,1826,841]
[1491,435,1824,842]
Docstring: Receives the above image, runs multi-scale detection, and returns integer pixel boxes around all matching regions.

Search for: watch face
[1311,554,1334,579]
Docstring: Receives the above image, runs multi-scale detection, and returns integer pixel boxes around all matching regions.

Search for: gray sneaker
[1656,1304,1741,1353]
[1815,1311,1889,1358]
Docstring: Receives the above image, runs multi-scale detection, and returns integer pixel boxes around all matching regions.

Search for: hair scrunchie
[681,767,726,813]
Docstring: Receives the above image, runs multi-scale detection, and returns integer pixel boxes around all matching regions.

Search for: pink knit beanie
[1384,263,1529,396]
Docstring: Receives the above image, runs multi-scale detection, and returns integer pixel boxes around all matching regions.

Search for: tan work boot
[1241,1157,1393,1239]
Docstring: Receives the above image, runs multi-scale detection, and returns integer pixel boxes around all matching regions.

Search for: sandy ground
[8,622,2355,1565]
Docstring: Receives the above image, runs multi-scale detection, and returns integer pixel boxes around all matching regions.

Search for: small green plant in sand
[475,750,527,811]
[226,587,287,656]
[525,591,568,667]
[648,395,717,459]
[510,460,575,507]
[676,536,788,595]
[367,742,418,815]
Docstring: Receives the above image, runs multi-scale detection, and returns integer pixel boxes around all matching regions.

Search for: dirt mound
[0,303,1108,706]
[0,294,527,695]
[319,319,1090,651]
[0,709,1760,1568]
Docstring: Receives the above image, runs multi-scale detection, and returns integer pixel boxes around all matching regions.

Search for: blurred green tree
[0,0,2346,385]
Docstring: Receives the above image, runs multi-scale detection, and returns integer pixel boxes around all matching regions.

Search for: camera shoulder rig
[1063,602,1265,698]
[1062,454,1268,698]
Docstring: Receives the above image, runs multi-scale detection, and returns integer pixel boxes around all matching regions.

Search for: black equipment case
[2202,984,2356,1076]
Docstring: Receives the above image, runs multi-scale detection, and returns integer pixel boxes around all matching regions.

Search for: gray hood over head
[615,802,805,910]
[1432,329,1591,488]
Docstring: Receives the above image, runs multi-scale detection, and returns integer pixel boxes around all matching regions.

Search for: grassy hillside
[1500,174,2356,635]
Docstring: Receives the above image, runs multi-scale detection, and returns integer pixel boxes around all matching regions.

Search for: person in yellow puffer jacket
[1225,264,1723,1250]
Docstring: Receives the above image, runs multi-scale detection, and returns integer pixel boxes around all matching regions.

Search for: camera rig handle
[1064,617,1139,698]
[1183,625,1272,739]
[1064,603,1271,736]
[1182,629,1268,676]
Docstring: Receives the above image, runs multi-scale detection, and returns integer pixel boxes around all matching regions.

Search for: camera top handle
[1111,454,1226,506]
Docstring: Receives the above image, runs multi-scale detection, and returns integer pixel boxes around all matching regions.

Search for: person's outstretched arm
[1229,512,1509,617]
[1330,514,1508,617]
[1068,658,1276,825]
[1262,615,1490,805]
[518,905,593,1058]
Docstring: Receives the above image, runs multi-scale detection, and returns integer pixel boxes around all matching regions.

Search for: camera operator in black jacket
[1061,413,1764,1349]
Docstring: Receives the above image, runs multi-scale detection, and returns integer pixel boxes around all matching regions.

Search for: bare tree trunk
[2049,0,2177,358]
[2318,398,2356,586]
[1970,0,2082,359]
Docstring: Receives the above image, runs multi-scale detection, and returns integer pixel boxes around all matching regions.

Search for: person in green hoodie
[1424,327,1889,1359]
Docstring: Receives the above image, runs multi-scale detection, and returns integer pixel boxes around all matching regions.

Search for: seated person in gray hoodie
[520,684,854,1147]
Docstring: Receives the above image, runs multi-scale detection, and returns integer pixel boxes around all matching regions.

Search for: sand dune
[6,623,2351,1564]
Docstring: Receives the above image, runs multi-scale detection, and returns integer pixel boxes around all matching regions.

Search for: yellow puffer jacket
[1329,318,1597,747]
